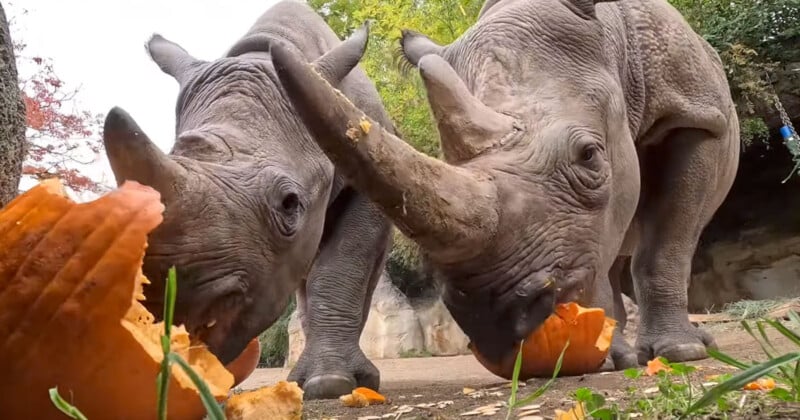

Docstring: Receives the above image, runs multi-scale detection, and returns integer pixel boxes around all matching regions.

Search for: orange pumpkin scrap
[645,357,673,376]
[554,400,587,420]
[225,380,304,420]
[743,378,776,391]
[339,387,386,407]
[225,337,262,387]
[0,179,235,420]
[470,302,616,379]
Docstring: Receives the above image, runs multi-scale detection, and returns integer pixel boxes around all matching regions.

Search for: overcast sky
[7,0,281,196]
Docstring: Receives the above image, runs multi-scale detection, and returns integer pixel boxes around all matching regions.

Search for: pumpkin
[470,302,616,379]
[0,179,235,420]
[225,338,262,387]
[225,381,304,420]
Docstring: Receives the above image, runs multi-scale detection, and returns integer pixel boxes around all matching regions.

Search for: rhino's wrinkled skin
[269,0,740,370]
[102,0,397,399]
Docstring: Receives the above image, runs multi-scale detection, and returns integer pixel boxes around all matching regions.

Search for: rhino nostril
[511,287,556,341]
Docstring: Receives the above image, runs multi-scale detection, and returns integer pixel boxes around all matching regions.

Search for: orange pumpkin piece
[554,401,587,420]
[226,337,262,387]
[645,357,673,376]
[225,381,304,420]
[470,302,616,379]
[743,378,776,391]
[340,391,370,408]
[353,387,386,404]
[0,179,235,420]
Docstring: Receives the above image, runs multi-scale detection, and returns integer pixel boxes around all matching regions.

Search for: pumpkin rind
[0,180,235,420]
[469,302,616,379]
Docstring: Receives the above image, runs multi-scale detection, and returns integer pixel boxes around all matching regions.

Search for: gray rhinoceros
[101,0,397,399]
[268,0,740,370]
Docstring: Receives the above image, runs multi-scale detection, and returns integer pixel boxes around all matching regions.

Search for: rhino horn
[312,21,371,85]
[103,107,186,201]
[270,41,499,264]
[417,54,517,164]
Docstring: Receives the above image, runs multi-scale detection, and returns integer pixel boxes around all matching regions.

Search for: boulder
[285,272,470,366]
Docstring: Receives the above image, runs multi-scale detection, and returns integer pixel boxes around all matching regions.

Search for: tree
[7,4,106,197]
[0,1,25,206]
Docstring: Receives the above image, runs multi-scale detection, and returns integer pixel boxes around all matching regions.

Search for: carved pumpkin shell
[470,302,616,379]
[0,179,235,419]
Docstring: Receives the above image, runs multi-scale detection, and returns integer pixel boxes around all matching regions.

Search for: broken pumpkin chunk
[225,381,304,420]
[0,179,234,420]
[645,357,673,376]
[469,302,616,379]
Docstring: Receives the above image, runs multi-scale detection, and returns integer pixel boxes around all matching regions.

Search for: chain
[766,72,800,182]
[766,72,796,133]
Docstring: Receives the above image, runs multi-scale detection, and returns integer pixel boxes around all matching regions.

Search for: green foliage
[504,340,568,419]
[258,296,296,368]
[688,310,800,414]
[669,0,800,146]
[48,388,88,420]
[309,0,485,157]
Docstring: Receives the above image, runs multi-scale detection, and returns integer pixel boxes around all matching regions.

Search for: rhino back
[613,0,734,143]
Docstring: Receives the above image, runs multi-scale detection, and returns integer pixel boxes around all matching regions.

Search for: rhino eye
[580,145,596,162]
[281,192,300,213]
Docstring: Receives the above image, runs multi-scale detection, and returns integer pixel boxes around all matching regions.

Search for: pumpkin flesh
[470,302,616,379]
[0,179,235,420]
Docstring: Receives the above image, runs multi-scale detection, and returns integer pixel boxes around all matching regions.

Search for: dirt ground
[237,322,800,419]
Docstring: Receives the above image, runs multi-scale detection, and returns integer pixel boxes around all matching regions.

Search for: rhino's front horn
[418,54,518,164]
[270,41,499,264]
[103,107,186,201]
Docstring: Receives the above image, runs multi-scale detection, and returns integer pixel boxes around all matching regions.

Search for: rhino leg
[287,188,392,400]
[631,125,739,365]
[595,257,639,371]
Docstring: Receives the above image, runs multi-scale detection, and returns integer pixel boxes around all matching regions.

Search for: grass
[48,267,228,420]
[501,310,800,419]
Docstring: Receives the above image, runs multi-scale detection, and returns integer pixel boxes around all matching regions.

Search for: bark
[0,1,26,206]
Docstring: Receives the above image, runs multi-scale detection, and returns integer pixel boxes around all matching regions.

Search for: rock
[415,297,470,356]
[687,231,800,312]
[286,272,471,366]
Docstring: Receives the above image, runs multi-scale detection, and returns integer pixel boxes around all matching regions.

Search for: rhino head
[102,26,372,364]
[268,0,640,364]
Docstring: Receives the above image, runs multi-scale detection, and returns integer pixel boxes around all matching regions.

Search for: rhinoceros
[268,0,741,370]
[101,0,397,399]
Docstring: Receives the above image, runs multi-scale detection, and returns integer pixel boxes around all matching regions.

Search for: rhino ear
[568,0,618,19]
[146,34,204,85]
[398,29,445,68]
[310,20,371,86]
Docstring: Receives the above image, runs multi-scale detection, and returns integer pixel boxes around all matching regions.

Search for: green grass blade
[513,340,570,407]
[764,318,800,347]
[707,348,750,370]
[157,267,179,420]
[163,267,177,339]
[170,353,227,420]
[49,387,88,420]
[508,340,524,408]
[156,364,170,420]
[686,351,800,414]
[787,311,800,331]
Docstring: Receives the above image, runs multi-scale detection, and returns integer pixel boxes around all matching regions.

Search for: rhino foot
[600,330,639,371]
[635,321,717,366]
[287,344,379,400]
